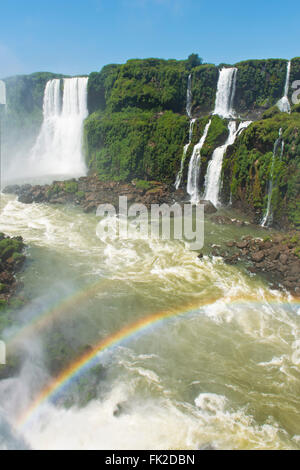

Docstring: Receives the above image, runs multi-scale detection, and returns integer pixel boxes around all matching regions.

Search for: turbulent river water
[0,193,299,450]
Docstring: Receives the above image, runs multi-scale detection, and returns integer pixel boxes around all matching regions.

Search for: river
[0,193,299,450]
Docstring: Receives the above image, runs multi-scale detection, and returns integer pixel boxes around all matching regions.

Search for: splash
[17,293,300,429]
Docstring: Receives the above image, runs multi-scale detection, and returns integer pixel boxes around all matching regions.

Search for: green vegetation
[84,108,188,182]
[64,181,79,193]
[222,111,300,227]
[0,236,24,262]
[234,59,288,115]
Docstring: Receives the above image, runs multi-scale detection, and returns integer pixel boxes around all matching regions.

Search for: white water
[10,77,89,182]
[174,74,194,189]
[277,61,291,113]
[203,121,252,207]
[175,119,196,190]
[186,120,212,203]
[261,129,283,227]
[0,193,299,450]
[186,74,193,118]
[213,68,237,118]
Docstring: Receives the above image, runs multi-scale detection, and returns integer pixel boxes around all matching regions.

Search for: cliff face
[3,57,300,228]
[221,107,300,228]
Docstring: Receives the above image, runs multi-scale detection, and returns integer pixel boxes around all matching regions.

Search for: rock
[279,253,288,265]
[3,184,21,195]
[289,262,300,276]
[251,251,265,263]
[199,200,217,214]
[236,240,248,249]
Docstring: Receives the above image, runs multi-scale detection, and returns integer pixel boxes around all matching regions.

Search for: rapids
[0,193,299,450]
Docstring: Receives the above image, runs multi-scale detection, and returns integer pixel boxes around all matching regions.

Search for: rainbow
[6,277,112,349]
[17,293,300,429]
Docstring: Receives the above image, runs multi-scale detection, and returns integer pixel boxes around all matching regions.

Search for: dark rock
[199,200,217,214]
[279,253,288,265]
[236,240,248,249]
[251,251,265,263]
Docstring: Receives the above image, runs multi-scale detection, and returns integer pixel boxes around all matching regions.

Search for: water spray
[0,80,6,192]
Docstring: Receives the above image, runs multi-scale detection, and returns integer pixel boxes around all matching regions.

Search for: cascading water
[186,74,192,118]
[174,74,195,189]
[203,121,252,207]
[261,128,283,227]
[186,120,211,203]
[28,77,89,179]
[277,61,291,113]
[213,68,237,119]
[175,119,196,190]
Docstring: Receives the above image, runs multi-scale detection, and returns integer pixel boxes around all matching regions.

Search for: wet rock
[0,234,26,305]
[199,200,217,214]
[218,232,300,296]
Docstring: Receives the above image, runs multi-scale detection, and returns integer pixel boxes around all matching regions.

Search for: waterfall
[187,120,212,203]
[261,128,283,227]
[213,67,237,118]
[186,74,193,118]
[29,76,89,178]
[277,61,291,113]
[203,120,252,207]
[174,74,194,189]
[175,119,196,189]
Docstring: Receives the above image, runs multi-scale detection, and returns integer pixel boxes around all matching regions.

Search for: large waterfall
[213,68,237,118]
[277,61,291,113]
[203,120,252,207]
[186,120,211,203]
[28,77,89,179]
[261,128,283,227]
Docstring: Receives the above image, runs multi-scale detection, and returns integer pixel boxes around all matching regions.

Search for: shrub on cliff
[221,111,300,227]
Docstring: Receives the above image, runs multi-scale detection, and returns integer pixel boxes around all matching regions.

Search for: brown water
[0,194,299,450]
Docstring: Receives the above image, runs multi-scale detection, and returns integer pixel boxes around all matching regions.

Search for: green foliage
[234,59,288,115]
[47,183,61,198]
[222,111,300,227]
[64,181,78,193]
[108,58,188,113]
[85,108,188,182]
[75,191,85,200]
[88,64,121,113]
[190,65,219,115]
[186,54,203,70]
[134,179,152,191]
[0,237,24,262]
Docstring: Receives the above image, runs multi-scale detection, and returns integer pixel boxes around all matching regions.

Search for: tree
[186,54,203,70]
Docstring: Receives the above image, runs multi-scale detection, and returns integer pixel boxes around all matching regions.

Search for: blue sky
[0,0,299,78]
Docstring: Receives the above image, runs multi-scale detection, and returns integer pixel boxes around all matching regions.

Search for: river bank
[208,229,300,296]
[0,233,25,308]
[3,176,218,214]
[3,177,300,297]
